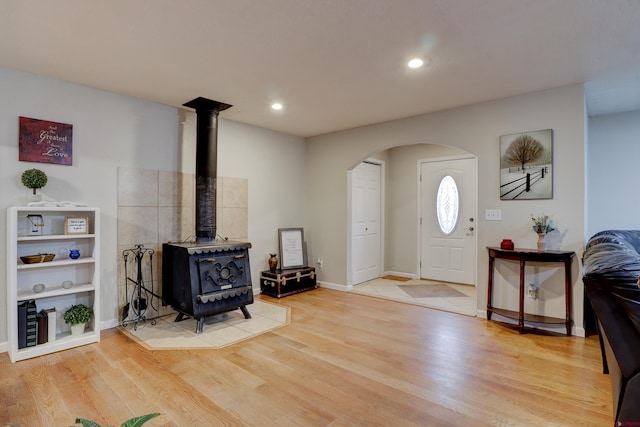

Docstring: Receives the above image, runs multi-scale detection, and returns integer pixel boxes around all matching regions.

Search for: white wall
[217,119,307,280]
[307,84,587,334]
[0,67,306,346]
[587,110,640,237]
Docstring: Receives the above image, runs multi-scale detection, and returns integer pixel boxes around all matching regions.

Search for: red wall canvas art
[19,116,73,165]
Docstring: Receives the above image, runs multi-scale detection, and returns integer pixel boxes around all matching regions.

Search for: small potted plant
[531,213,555,251]
[531,213,555,235]
[64,303,93,335]
[21,168,48,199]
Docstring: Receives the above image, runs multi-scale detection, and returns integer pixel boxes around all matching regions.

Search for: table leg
[519,260,526,334]
[565,259,572,336]
[487,255,495,320]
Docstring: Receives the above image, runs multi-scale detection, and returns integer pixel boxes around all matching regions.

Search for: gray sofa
[582,230,640,425]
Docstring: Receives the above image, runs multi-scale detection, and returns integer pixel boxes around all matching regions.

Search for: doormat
[398,284,467,298]
[119,300,289,350]
[381,275,411,282]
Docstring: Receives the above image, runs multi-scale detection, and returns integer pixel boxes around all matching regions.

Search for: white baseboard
[383,271,419,280]
[101,318,120,330]
[317,281,351,292]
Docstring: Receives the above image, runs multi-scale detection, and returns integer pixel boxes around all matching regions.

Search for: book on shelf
[37,311,48,344]
[18,302,27,349]
[26,300,37,347]
[40,307,56,342]
[43,308,56,343]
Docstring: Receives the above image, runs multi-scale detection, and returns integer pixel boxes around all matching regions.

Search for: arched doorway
[348,144,478,315]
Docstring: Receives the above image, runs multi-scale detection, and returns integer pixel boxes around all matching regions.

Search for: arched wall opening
[347,143,477,288]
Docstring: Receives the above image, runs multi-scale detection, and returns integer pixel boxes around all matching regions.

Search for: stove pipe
[183,97,232,244]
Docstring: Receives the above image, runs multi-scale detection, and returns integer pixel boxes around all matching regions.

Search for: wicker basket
[20,253,55,264]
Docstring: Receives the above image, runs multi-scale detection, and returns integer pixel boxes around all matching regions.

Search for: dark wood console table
[487,247,575,336]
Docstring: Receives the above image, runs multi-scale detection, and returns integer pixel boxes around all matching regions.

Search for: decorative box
[260,267,317,298]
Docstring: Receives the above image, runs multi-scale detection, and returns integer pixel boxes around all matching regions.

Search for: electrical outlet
[485,209,502,221]
[317,258,323,269]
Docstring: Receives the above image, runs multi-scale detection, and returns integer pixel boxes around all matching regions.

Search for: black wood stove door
[195,252,248,295]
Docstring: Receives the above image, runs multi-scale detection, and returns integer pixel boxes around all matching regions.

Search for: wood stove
[162,97,253,333]
[162,241,252,333]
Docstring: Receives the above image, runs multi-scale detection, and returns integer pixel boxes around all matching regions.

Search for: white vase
[70,323,86,336]
[537,233,546,251]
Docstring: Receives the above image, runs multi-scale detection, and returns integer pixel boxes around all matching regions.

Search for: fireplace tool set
[121,244,162,330]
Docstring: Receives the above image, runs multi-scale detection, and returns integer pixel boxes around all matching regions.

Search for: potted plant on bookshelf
[21,168,48,201]
[64,304,93,335]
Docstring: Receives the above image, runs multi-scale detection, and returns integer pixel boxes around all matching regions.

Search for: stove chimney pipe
[183,97,232,244]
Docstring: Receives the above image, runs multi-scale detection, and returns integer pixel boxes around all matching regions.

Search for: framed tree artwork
[499,129,553,200]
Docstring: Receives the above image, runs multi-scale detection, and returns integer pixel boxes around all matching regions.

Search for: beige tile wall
[116,167,248,323]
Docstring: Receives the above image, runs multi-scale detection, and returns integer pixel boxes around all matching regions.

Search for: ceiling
[1,0,640,137]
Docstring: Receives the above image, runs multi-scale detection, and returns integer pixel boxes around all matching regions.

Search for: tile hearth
[119,300,289,350]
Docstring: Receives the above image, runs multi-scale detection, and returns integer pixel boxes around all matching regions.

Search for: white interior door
[352,161,382,285]
[420,158,477,285]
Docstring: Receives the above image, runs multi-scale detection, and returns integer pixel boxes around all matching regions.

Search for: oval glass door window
[436,175,459,235]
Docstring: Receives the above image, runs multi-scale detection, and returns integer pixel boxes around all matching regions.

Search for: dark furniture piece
[583,230,640,425]
[260,267,316,298]
[162,241,253,333]
[487,246,575,335]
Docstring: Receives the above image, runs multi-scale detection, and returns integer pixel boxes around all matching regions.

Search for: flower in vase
[531,213,555,234]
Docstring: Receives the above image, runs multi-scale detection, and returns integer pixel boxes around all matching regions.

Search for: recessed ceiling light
[408,58,424,69]
[271,103,283,110]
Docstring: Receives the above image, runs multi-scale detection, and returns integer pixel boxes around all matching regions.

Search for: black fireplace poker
[182,97,232,244]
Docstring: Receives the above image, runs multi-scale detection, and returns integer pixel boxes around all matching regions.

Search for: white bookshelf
[6,206,100,362]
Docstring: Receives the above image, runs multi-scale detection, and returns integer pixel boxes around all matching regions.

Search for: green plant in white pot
[64,303,93,335]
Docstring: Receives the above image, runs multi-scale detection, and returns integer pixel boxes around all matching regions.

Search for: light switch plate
[485,209,502,221]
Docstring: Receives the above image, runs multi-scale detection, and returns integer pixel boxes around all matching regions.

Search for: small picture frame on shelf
[64,216,89,235]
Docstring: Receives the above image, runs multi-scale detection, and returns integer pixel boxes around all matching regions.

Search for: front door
[420,158,477,285]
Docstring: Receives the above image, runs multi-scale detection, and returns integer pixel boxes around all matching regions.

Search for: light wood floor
[1,289,612,426]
